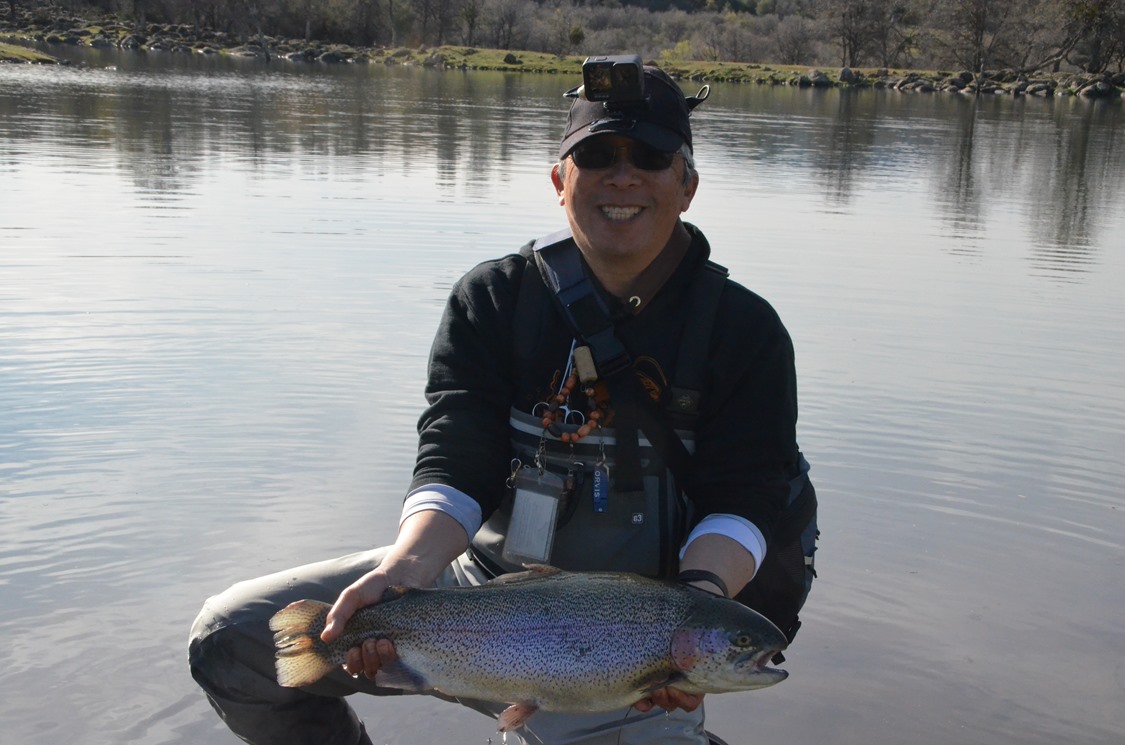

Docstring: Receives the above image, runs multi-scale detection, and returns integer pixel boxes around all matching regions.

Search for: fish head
[669,597,789,693]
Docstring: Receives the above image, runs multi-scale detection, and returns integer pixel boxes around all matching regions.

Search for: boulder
[1078,79,1114,98]
[229,44,267,59]
[806,69,832,87]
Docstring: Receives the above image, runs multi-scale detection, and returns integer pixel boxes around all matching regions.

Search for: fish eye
[730,632,754,647]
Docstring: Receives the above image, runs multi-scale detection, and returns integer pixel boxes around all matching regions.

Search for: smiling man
[552,69,700,297]
[189,60,817,745]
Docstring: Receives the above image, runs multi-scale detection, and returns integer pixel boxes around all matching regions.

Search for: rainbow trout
[270,566,788,731]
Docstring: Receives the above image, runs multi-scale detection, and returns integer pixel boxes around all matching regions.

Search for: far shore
[3,13,1123,100]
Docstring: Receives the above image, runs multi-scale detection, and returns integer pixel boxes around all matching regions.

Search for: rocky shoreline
[3,9,1123,100]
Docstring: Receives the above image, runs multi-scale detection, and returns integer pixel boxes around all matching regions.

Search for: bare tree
[996,0,1079,72]
[484,0,525,49]
[775,13,815,64]
[352,0,384,46]
[459,0,481,45]
[868,0,918,68]
[1063,0,1125,73]
[820,0,874,66]
[711,10,754,61]
[938,0,1018,71]
[422,0,460,45]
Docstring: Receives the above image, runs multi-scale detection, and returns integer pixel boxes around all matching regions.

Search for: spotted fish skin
[270,566,788,719]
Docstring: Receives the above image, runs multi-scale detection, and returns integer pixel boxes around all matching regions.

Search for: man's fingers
[358,638,397,679]
[323,574,384,642]
[362,639,380,678]
[634,687,704,713]
[672,690,703,712]
[343,646,363,676]
[322,588,360,642]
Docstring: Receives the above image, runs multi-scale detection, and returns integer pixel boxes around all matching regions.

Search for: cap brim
[559,121,684,160]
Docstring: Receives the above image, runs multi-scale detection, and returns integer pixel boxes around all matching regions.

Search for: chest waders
[470,229,817,647]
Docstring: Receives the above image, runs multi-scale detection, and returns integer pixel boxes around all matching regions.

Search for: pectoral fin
[497,702,539,732]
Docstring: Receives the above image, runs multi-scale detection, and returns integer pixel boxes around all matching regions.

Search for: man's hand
[634,531,757,711]
[634,687,705,713]
[320,509,470,681]
[322,568,400,679]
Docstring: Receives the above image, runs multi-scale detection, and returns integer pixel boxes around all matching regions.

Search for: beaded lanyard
[537,340,604,443]
[536,340,612,514]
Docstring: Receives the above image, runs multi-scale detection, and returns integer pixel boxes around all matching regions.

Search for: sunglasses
[569,139,677,171]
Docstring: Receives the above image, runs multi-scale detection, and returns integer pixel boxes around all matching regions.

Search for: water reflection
[1030,99,1121,273]
[935,93,1124,271]
[811,89,878,207]
[3,59,1121,276]
[937,95,986,253]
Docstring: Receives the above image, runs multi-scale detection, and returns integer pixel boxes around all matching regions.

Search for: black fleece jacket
[409,223,802,546]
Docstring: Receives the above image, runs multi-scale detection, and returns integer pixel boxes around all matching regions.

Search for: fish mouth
[735,649,789,685]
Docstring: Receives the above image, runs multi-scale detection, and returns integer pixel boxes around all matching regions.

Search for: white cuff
[400,484,483,542]
[679,514,767,579]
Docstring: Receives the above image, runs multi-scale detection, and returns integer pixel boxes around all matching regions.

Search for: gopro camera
[581,54,645,106]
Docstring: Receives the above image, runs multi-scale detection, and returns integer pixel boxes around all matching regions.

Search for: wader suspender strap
[529,229,730,497]
[532,231,643,490]
[531,228,631,377]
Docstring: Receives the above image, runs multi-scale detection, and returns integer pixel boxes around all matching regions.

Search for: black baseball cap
[559,66,709,160]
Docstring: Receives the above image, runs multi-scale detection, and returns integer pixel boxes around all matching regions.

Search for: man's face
[551,134,699,270]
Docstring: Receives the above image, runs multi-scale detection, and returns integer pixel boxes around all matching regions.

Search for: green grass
[378,48,940,84]
[0,40,59,63]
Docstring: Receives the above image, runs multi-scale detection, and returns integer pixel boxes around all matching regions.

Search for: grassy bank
[0,39,58,63]
[3,21,1122,99]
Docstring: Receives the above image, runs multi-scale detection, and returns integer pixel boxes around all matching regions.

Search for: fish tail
[269,599,337,688]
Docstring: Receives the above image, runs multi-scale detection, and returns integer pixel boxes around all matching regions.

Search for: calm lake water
[1,47,1123,745]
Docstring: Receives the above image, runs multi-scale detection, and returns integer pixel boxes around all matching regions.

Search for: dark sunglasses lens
[632,145,676,171]
[571,141,676,171]
[571,141,616,169]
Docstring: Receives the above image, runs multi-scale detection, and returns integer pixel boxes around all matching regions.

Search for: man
[189,61,814,745]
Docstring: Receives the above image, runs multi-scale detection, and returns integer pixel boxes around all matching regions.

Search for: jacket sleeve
[408,255,526,520]
[689,281,801,546]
